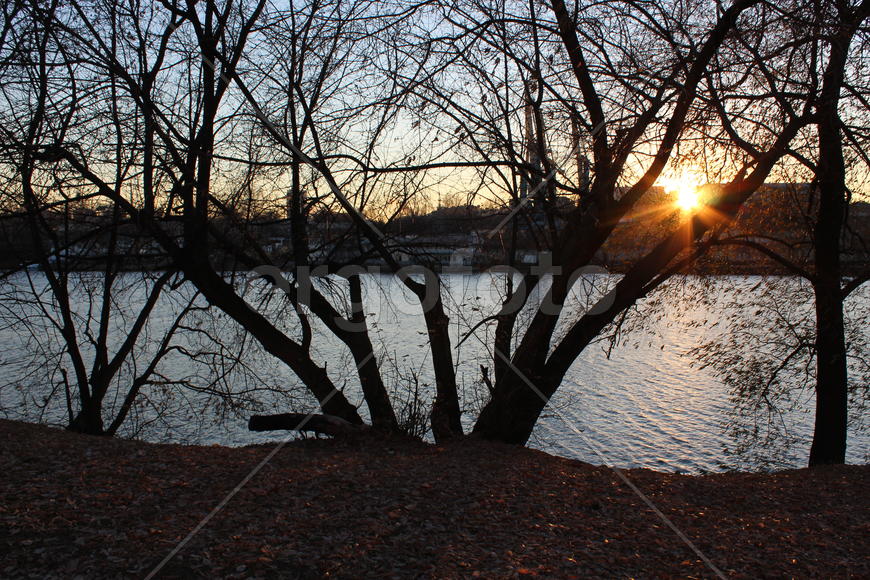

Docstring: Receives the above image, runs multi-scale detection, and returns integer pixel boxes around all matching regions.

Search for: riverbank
[1,419,867,578]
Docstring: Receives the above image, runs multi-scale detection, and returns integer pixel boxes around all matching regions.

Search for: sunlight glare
[662,176,701,212]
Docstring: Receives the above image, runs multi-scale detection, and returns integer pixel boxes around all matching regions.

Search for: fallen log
[248,413,368,437]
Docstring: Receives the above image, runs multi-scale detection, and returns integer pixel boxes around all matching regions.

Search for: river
[0,271,867,473]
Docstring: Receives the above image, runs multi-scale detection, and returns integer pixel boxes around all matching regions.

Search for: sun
[675,186,700,211]
[661,176,701,212]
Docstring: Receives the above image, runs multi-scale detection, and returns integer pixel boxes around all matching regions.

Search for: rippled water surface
[1,272,867,472]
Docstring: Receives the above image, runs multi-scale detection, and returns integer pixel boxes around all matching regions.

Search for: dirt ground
[1,419,867,578]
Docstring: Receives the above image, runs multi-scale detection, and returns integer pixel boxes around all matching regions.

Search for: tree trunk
[806,5,866,465]
[347,274,399,431]
[68,402,105,435]
[810,94,848,466]
[249,413,368,437]
[472,366,555,444]
[185,261,364,424]
[809,283,848,465]
[424,297,463,442]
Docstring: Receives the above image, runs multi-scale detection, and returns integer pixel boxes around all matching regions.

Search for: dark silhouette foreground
[1,419,866,578]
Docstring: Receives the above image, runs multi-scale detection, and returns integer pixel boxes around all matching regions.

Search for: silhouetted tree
[2,0,861,456]
[697,0,870,465]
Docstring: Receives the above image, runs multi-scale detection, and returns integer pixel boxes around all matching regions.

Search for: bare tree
[694,0,870,465]
[0,0,281,437]
[427,0,813,444]
[4,0,862,462]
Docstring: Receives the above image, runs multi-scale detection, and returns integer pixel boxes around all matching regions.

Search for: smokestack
[521,80,543,200]
[572,116,590,206]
